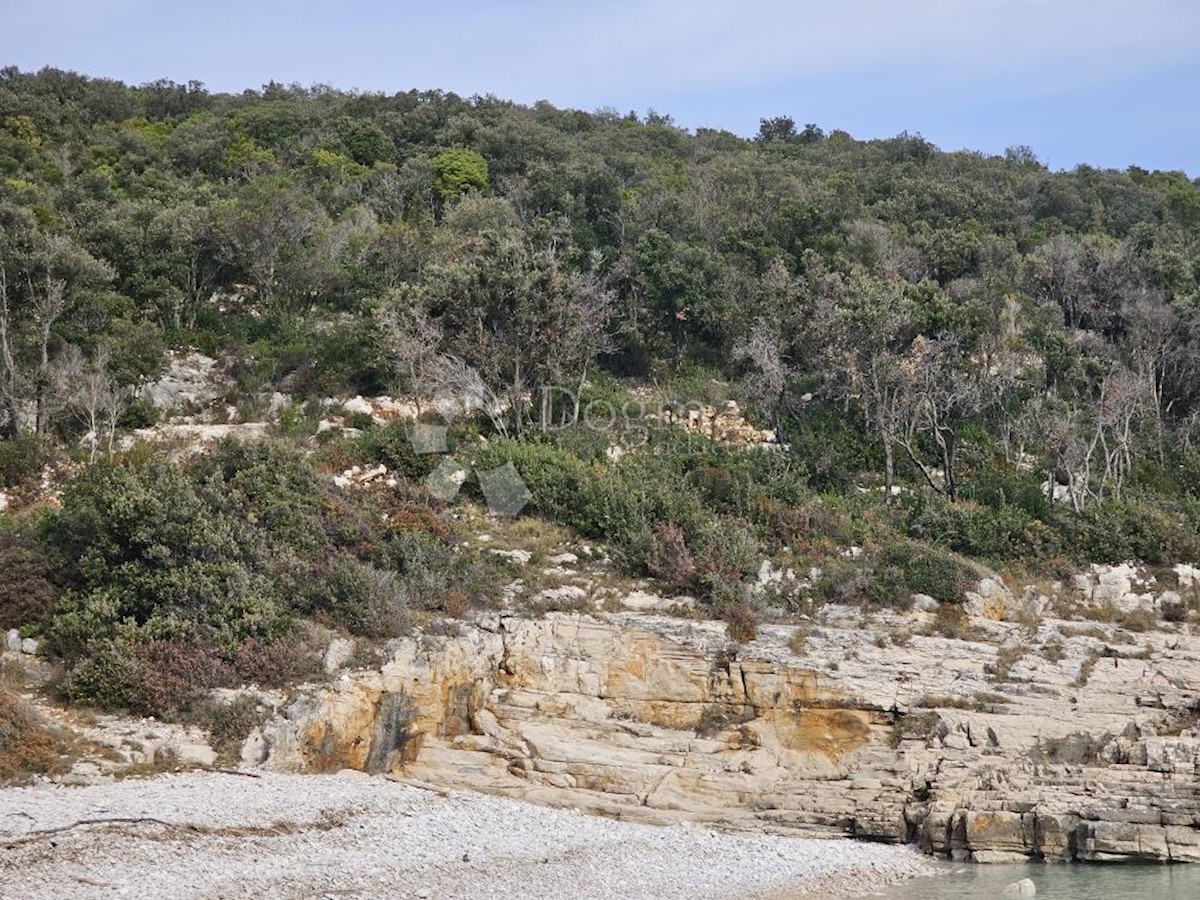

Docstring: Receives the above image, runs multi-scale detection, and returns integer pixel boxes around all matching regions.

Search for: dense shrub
[356,422,443,479]
[722,602,760,644]
[693,516,761,591]
[34,435,493,713]
[471,438,586,523]
[0,533,58,630]
[307,558,412,638]
[646,522,697,592]
[0,435,50,488]
[1067,498,1200,565]
[817,540,975,607]
[960,465,1053,520]
[41,453,301,662]
[904,492,1054,561]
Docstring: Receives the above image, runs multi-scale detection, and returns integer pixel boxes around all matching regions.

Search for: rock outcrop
[250,608,1200,863]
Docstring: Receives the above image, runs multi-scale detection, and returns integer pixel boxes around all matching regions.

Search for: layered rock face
[249,609,1200,863]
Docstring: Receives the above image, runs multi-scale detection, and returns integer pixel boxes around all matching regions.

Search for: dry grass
[1057,623,1110,641]
[1073,649,1104,687]
[989,644,1026,682]
[1041,639,1065,664]
[919,605,987,642]
[913,693,979,710]
[0,690,68,783]
[788,626,811,655]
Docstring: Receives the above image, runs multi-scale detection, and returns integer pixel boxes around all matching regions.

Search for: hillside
[2,68,1200,840]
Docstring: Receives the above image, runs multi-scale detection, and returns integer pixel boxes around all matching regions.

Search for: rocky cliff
[246,606,1200,864]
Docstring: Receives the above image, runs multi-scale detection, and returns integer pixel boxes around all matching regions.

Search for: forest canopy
[2,67,1200,559]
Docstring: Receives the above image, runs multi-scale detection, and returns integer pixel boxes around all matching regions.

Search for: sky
[2,0,1199,175]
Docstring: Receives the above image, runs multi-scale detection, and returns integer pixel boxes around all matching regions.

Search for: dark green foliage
[355,422,443,479]
[1068,498,1200,566]
[31,438,479,712]
[904,492,1054,561]
[0,436,50,488]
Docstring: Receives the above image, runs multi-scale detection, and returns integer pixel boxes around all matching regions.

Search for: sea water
[882,861,1200,899]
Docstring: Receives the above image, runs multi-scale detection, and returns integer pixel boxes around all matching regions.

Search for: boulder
[323,638,356,674]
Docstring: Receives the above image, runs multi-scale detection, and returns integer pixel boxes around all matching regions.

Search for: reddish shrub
[723,603,760,644]
[131,640,236,717]
[230,636,318,686]
[0,534,58,631]
[647,522,698,591]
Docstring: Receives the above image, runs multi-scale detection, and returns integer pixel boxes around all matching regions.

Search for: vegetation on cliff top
[2,68,1200,713]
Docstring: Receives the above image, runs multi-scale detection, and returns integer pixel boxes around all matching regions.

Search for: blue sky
[3,0,1199,174]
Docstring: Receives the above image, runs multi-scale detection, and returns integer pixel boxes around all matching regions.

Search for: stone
[175,739,218,767]
[488,548,532,565]
[324,638,356,674]
[1073,562,1158,613]
[1002,878,1036,895]
[963,578,1012,619]
[241,728,268,766]
[1175,563,1200,590]
[5,628,20,652]
[142,351,225,410]
[20,637,38,655]
[911,594,939,613]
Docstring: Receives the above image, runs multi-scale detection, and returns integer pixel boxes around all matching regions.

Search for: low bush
[1067,498,1200,566]
[355,422,443,479]
[646,522,697,592]
[34,437,481,712]
[308,558,413,639]
[192,696,268,766]
[0,434,50,488]
[722,602,760,644]
[816,540,975,608]
[904,492,1054,561]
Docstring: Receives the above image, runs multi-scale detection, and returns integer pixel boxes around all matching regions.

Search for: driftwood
[3,817,183,848]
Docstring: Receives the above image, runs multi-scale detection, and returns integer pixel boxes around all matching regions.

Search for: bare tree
[31,275,68,435]
[418,352,508,437]
[893,335,985,501]
[1122,290,1182,462]
[375,297,443,417]
[535,253,617,430]
[58,345,124,462]
[0,267,24,438]
[734,317,791,428]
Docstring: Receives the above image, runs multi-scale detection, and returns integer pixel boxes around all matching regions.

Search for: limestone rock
[1002,878,1036,895]
[143,351,226,410]
[244,602,1200,864]
[323,637,356,674]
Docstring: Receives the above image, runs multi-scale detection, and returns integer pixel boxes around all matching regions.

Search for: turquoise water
[882,863,1200,899]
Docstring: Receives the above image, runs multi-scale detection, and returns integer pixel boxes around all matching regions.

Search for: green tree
[431,147,489,200]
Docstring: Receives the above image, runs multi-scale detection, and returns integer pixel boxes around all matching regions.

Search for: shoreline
[0,770,935,899]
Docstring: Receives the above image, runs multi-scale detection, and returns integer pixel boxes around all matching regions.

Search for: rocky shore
[0,771,932,899]
[242,597,1200,865]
